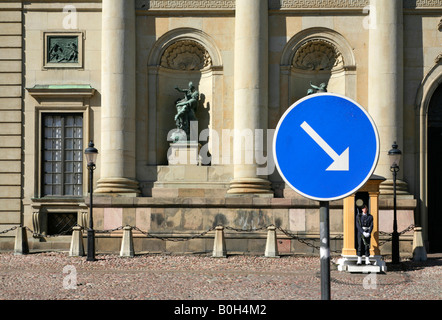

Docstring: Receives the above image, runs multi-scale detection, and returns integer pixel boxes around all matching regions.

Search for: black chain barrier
[0,225,18,235]
[132,225,217,242]
[378,224,415,246]
[1,223,416,253]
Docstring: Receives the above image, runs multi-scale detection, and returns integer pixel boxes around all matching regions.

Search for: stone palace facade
[0,0,441,255]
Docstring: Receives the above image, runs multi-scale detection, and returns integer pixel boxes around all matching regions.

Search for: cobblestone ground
[0,252,440,301]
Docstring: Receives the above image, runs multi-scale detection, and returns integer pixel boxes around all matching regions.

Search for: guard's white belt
[362,227,369,231]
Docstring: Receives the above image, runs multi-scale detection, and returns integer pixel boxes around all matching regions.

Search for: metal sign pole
[320,201,331,300]
[273,93,380,300]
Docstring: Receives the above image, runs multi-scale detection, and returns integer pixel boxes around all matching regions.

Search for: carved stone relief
[292,40,344,71]
[160,40,212,71]
[47,36,79,63]
[43,32,83,69]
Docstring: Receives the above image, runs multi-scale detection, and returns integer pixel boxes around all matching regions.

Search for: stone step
[337,255,387,273]
[346,264,383,273]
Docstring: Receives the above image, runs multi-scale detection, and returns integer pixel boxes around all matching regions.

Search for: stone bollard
[14,226,29,255]
[69,226,85,257]
[412,227,427,261]
[264,225,279,258]
[212,226,226,258]
[120,226,135,257]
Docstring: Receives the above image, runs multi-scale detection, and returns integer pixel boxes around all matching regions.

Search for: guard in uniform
[356,204,373,265]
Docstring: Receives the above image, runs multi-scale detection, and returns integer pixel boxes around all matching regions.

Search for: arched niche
[415,60,442,246]
[280,28,357,113]
[146,28,223,165]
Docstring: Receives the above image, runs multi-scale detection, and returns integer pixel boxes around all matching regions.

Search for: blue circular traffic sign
[273,93,379,201]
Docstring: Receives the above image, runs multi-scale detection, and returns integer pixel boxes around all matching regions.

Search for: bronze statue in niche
[171,81,199,142]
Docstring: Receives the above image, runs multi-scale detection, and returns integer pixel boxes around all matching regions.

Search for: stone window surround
[27,85,96,236]
[31,198,88,237]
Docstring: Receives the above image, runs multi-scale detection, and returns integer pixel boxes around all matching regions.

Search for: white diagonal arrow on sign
[300,121,349,171]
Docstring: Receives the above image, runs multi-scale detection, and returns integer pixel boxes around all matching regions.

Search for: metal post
[87,164,95,262]
[392,168,399,264]
[320,201,330,300]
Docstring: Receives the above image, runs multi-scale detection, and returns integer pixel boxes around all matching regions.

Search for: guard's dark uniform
[356,212,373,257]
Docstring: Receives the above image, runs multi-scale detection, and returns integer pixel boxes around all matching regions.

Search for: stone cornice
[136,0,235,11]
[136,0,442,11]
[27,85,96,102]
[269,0,369,10]
[10,0,442,12]
[404,0,442,8]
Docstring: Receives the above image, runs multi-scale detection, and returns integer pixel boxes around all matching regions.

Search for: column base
[379,179,409,196]
[95,177,140,196]
[227,177,273,196]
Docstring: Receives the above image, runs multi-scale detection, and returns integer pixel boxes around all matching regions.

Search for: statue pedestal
[168,141,201,166]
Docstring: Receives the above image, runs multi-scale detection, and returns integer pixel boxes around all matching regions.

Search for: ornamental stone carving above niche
[292,40,344,71]
[160,40,212,71]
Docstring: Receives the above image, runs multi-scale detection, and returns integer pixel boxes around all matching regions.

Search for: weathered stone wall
[2,0,440,254]
[0,1,23,244]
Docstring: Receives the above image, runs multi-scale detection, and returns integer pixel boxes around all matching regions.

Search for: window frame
[41,113,84,197]
[36,108,90,199]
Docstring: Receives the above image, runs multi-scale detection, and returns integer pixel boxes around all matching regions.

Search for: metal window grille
[47,212,77,236]
[42,114,83,196]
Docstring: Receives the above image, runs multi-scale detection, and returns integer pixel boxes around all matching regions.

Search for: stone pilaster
[0,1,23,228]
[227,0,272,195]
[368,0,407,194]
[96,0,140,195]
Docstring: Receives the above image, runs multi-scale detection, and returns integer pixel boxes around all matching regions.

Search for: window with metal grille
[42,114,83,196]
[47,212,77,236]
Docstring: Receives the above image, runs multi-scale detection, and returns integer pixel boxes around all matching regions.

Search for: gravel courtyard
[0,252,440,301]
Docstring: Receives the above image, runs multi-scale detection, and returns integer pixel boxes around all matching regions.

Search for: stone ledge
[88,195,336,209]
[379,198,417,210]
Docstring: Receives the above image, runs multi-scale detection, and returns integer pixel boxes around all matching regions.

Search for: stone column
[368,0,406,194]
[96,0,140,195]
[227,0,272,195]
